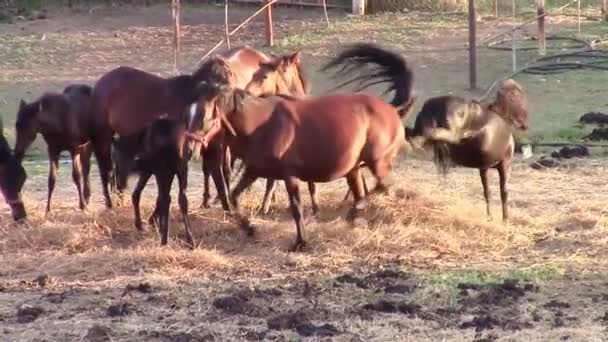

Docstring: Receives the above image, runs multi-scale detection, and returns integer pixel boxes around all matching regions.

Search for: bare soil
[1,3,608,341]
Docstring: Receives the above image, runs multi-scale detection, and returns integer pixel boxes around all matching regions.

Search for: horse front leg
[70,150,86,210]
[497,160,511,223]
[177,161,195,248]
[46,147,60,215]
[201,155,212,208]
[156,174,173,246]
[283,176,306,252]
[92,134,114,208]
[132,171,152,231]
[261,178,277,215]
[479,168,492,221]
[81,144,93,205]
[345,167,367,223]
[307,182,319,216]
[230,168,258,236]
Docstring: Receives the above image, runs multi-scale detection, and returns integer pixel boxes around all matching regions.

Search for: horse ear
[19,99,26,110]
[259,61,276,70]
[289,50,302,65]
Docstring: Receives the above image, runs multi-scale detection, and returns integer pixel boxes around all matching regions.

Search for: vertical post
[603,0,607,21]
[493,0,498,17]
[172,0,181,74]
[577,0,581,34]
[322,0,330,27]
[352,0,365,15]
[264,0,274,47]
[537,0,545,55]
[468,0,477,90]
[225,0,230,48]
[512,0,517,72]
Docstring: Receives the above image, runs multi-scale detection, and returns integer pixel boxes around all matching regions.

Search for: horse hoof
[289,241,306,252]
[135,221,144,232]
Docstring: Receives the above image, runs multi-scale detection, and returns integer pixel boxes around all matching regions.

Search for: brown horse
[14,84,94,214]
[0,116,27,221]
[189,43,415,251]
[90,58,233,208]
[114,116,194,247]
[406,79,529,222]
[190,46,316,215]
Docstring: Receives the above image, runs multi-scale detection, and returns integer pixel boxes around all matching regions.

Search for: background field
[1,2,608,341]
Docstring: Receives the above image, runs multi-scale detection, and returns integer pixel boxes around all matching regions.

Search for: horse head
[14,94,68,163]
[491,79,529,131]
[193,55,237,87]
[0,116,27,221]
[245,50,309,97]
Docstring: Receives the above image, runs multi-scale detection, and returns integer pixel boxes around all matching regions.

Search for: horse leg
[81,144,92,205]
[497,160,511,223]
[156,174,172,246]
[210,156,231,212]
[479,168,492,221]
[260,179,277,215]
[132,171,152,231]
[201,155,212,208]
[230,169,258,236]
[369,158,392,195]
[308,182,319,215]
[92,134,114,208]
[345,167,367,222]
[70,150,86,210]
[177,161,195,248]
[342,166,369,202]
[148,184,161,226]
[283,176,306,252]
[45,148,60,215]
[214,144,232,204]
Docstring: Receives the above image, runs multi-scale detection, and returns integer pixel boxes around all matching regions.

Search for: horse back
[91,66,181,137]
[220,46,272,88]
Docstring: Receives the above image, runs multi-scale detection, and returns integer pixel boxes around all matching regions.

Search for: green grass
[426,265,565,287]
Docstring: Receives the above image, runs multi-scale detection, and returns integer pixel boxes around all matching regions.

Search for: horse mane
[192,56,235,86]
[295,62,311,95]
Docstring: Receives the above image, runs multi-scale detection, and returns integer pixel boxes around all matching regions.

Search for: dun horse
[406,79,529,222]
[191,46,317,215]
[113,116,194,247]
[188,43,415,251]
[14,84,94,214]
[0,116,27,221]
[90,58,233,208]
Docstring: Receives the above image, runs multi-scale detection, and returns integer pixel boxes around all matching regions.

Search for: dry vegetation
[1,3,608,341]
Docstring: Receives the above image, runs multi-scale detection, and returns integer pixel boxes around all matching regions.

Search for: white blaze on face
[188,103,198,129]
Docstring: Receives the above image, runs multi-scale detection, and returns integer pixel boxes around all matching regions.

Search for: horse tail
[432,142,452,176]
[322,43,414,118]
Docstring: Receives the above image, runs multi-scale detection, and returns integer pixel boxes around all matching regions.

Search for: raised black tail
[322,43,414,117]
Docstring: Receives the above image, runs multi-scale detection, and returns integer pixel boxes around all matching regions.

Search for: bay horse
[113,116,194,247]
[0,116,27,221]
[90,58,233,209]
[406,79,529,222]
[191,46,317,215]
[14,84,94,214]
[188,43,415,251]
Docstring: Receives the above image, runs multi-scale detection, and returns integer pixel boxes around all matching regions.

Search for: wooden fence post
[352,0,365,15]
[603,0,608,21]
[493,0,498,17]
[537,0,545,55]
[225,0,230,48]
[265,0,274,46]
[172,0,181,74]
[468,0,477,90]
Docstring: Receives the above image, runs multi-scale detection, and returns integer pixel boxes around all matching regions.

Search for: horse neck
[169,75,196,105]
[226,93,278,137]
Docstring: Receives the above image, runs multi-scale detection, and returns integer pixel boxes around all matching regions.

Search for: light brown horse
[189,43,415,251]
[14,84,94,214]
[406,79,529,222]
[90,58,232,208]
[191,46,317,214]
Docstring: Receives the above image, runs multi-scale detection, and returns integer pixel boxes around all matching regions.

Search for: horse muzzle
[7,199,27,222]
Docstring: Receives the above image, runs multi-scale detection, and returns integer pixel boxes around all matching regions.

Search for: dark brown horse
[190,46,316,215]
[188,43,415,251]
[0,116,27,221]
[14,84,94,214]
[90,58,232,208]
[406,79,529,222]
[114,116,194,247]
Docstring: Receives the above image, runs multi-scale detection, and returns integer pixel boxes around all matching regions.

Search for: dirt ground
[1,3,608,341]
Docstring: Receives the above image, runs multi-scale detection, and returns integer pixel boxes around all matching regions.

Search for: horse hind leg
[92,134,114,208]
[46,147,60,215]
[308,182,319,215]
[132,171,152,231]
[479,168,492,221]
[261,179,277,215]
[345,167,367,223]
[201,156,211,208]
[284,176,306,252]
[70,151,86,210]
[81,144,93,205]
[497,160,511,223]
